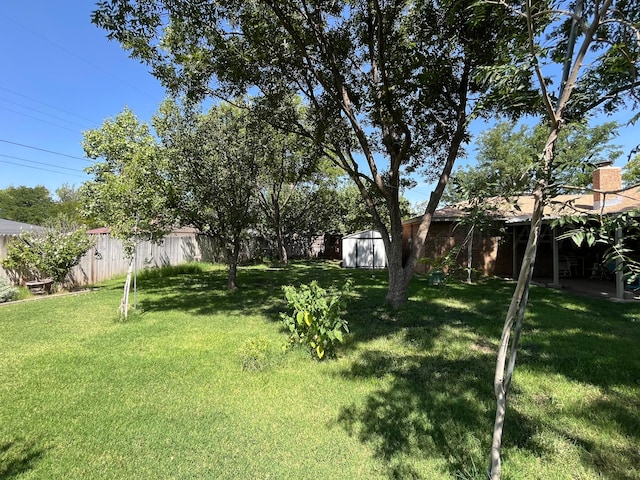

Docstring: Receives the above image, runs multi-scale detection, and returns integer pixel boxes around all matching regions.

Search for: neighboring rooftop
[0,218,44,235]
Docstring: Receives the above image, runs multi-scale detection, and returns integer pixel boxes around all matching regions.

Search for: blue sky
[0,1,165,197]
[0,2,638,206]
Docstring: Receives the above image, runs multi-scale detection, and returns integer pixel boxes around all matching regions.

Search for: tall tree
[250,100,330,264]
[80,108,172,316]
[480,1,640,478]
[0,185,55,225]
[92,0,523,307]
[154,99,262,289]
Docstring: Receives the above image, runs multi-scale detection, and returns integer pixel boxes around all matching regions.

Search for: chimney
[593,161,622,210]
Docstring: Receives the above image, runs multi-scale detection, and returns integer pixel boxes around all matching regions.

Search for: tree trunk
[276,225,288,264]
[488,192,543,479]
[384,232,412,308]
[488,119,558,477]
[226,241,241,290]
[119,258,134,318]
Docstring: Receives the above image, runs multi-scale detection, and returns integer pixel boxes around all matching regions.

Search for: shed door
[356,238,374,267]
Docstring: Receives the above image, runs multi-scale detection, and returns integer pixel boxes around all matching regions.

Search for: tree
[622,149,640,185]
[2,216,94,288]
[53,184,87,225]
[480,1,640,477]
[0,185,55,225]
[92,0,524,307]
[154,99,262,289]
[80,108,173,316]
[445,120,623,204]
[251,101,331,264]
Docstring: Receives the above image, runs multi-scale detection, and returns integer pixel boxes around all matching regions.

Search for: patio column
[616,227,624,299]
[552,226,560,286]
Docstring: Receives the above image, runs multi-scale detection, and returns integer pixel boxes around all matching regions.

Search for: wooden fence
[0,233,219,286]
[0,231,340,287]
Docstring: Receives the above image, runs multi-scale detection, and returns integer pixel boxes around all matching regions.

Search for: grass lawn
[1,261,639,479]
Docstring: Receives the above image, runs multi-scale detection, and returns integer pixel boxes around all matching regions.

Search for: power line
[0,85,99,125]
[0,159,87,179]
[0,153,86,173]
[0,139,92,162]
[4,15,158,101]
[0,95,90,129]
[0,105,80,134]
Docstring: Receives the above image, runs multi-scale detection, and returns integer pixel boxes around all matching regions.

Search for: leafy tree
[80,108,173,316]
[0,185,55,225]
[251,100,332,264]
[622,149,640,185]
[334,183,413,234]
[445,120,622,204]
[53,184,87,225]
[92,0,524,307]
[154,99,262,290]
[2,216,95,288]
[479,1,640,478]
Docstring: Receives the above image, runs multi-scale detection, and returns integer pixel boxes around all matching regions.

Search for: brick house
[403,163,640,285]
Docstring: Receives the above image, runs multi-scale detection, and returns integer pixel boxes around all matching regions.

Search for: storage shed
[341,229,387,269]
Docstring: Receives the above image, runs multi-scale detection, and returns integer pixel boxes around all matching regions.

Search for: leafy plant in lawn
[238,336,275,372]
[280,279,352,360]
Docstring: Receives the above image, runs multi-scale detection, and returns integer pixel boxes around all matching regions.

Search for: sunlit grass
[1,262,639,479]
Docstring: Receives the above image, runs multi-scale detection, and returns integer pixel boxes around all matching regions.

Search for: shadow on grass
[335,278,640,478]
[136,260,381,320]
[0,438,46,479]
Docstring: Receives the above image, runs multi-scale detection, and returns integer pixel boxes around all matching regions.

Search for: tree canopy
[0,185,56,225]
[80,107,173,255]
[445,120,623,204]
[92,0,527,306]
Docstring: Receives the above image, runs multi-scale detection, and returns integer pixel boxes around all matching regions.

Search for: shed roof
[0,218,44,235]
[342,229,384,239]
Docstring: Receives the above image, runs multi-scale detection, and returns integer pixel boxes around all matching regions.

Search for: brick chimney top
[593,163,622,210]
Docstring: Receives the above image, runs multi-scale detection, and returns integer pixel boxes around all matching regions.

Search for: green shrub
[238,337,273,371]
[280,279,352,360]
[1,216,95,286]
[0,277,18,303]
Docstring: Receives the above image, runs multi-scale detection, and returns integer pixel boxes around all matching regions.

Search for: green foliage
[280,280,352,360]
[419,246,463,286]
[554,210,640,284]
[445,121,622,205]
[80,108,173,256]
[1,217,95,285]
[92,0,526,306]
[622,151,640,186]
[238,336,274,372]
[0,277,17,303]
[0,185,55,225]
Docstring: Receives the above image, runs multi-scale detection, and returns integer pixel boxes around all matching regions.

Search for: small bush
[239,337,274,371]
[280,279,352,360]
[0,278,18,303]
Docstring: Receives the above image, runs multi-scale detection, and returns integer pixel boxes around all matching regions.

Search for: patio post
[615,227,624,299]
[552,226,560,286]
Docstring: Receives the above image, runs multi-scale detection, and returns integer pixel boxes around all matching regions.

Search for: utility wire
[0,95,90,129]
[0,159,87,179]
[0,139,92,162]
[0,85,99,124]
[4,15,158,101]
[0,153,86,173]
[0,105,80,134]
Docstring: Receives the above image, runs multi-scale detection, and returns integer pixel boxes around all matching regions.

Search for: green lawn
[1,261,639,479]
